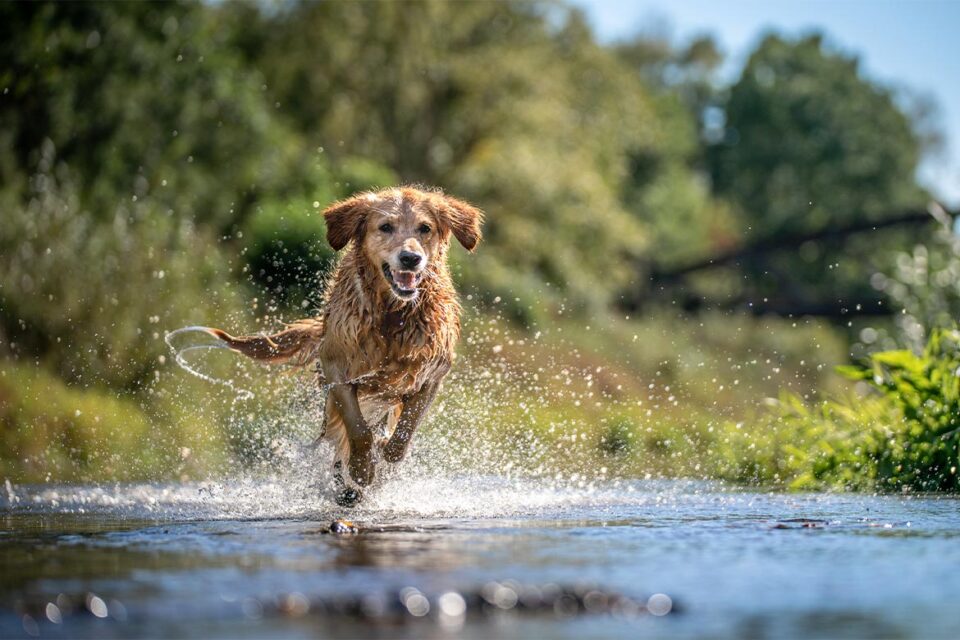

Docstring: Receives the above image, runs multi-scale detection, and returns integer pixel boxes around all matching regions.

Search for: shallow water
[2,476,959,639]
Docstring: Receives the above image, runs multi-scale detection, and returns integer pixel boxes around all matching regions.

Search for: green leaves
[830,328,960,491]
[710,34,924,236]
[727,328,960,493]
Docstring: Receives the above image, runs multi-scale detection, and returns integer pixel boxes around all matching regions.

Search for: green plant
[740,327,960,493]
[838,327,960,491]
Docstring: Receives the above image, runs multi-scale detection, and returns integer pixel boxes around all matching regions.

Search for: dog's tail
[206,318,324,367]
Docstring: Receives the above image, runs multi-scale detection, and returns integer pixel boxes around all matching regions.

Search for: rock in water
[329,519,359,535]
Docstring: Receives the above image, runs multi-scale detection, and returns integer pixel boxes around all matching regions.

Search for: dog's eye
[418,224,431,234]
[378,223,395,234]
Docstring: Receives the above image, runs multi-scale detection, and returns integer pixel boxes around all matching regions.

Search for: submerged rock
[327,519,359,535]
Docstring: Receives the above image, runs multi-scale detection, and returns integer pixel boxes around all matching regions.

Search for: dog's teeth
[394,271,417,289]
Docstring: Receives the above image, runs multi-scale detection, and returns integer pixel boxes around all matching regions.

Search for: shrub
[837,327,960,491]
[735,327,960,492]
[0,171,251,389]
[0,361,157,482]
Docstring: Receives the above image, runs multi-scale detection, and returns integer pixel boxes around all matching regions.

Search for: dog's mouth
[382,263,423,300]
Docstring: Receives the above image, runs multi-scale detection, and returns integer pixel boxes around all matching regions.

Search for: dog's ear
[437,194,483,252]
[322,195,370,251]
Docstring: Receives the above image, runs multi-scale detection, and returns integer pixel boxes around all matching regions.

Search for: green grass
[0,361,160,482]
[0,358,241,483]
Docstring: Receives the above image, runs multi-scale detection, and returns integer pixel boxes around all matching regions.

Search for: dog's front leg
[328,383,377,486]
[382,378,443,463]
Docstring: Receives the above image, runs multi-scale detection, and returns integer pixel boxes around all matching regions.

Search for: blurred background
[2,1,958,491]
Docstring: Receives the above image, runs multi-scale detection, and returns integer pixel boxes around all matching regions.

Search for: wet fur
[211,187,482,498]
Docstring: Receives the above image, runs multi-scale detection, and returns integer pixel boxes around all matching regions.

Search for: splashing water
[152,306,838,517]
[1,471,700,522]
[165,326,256,401]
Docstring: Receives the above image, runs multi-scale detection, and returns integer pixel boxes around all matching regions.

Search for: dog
[208,187,483,506]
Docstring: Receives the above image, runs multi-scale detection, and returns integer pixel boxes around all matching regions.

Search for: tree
[615,33,739,268]
[710,33,925,235]
[704,33,930,310]
[0,2,311,231]
[228,1,671,315]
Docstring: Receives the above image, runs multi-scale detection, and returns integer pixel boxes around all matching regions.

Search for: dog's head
[322,187,483,302]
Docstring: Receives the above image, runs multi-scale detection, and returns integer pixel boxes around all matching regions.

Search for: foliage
[417,307,848,484]
[710,33,925,236]
[0,2,312,231]
[0,361,161,482]
[837,328,960,491]
[227,1,662,311]
[863,216,960,350]
[723,328,960,492]
[0,166,251,388]
[706,33,929,308]
[240,164,338,310]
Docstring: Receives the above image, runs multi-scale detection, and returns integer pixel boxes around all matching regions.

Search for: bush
[837,327,960,491]
[0,361,158,482]
[239,157,400,311]
[242,195,336,311]
[0,170,252,389]
[733,327,960,492]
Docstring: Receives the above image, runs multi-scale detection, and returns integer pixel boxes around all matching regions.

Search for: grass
[0,358,239,484]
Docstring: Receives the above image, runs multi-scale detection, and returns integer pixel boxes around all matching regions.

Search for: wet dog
[210,187,482,506]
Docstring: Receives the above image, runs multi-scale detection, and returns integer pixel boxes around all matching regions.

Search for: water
[2,477,959,639]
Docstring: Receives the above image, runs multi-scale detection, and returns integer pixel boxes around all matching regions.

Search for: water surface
[2,477,958,638]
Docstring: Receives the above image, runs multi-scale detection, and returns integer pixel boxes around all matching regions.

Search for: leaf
[836,364,869,381]
[872,350,923,372]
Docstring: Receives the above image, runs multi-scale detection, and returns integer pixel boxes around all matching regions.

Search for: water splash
[165,326,255,401]
[0,471,710,522]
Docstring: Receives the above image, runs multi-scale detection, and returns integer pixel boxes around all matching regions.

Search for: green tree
[710,33,925,235]
[0,1,311,231]
[705,33,929,310]
[615,34,739,268]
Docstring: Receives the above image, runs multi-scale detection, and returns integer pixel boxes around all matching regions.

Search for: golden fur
[212,187,482,503]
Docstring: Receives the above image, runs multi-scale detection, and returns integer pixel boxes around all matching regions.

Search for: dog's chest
[324,296,455,398]
[360,313,438,395]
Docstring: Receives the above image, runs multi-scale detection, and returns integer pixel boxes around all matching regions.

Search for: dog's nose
[398,251,423,269]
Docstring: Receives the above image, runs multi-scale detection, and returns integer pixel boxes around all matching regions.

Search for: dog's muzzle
[382,262,423,300]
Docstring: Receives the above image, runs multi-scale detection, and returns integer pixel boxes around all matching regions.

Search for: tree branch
[650,207,953,284]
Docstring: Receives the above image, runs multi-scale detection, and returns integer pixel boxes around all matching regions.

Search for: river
[2,476,959,638]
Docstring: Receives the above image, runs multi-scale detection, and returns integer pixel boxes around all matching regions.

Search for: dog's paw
[335,488,363,508]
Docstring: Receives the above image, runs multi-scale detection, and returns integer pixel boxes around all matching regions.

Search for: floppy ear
[322,196,369,251]
[438,195,484,252]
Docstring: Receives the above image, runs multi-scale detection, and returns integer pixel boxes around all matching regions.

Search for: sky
[572,0,960,207]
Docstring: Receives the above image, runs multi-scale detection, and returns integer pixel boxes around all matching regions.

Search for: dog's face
[323,188,483,302]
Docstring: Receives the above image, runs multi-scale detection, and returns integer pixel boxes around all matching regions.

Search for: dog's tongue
[394,271,417,290]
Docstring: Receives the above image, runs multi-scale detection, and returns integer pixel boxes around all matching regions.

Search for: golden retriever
[209,187,483,506]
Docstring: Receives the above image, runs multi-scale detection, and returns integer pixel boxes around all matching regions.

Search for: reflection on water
[2,477,960,639]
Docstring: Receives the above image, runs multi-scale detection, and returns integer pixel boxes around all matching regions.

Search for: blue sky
[572,0,960,206]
